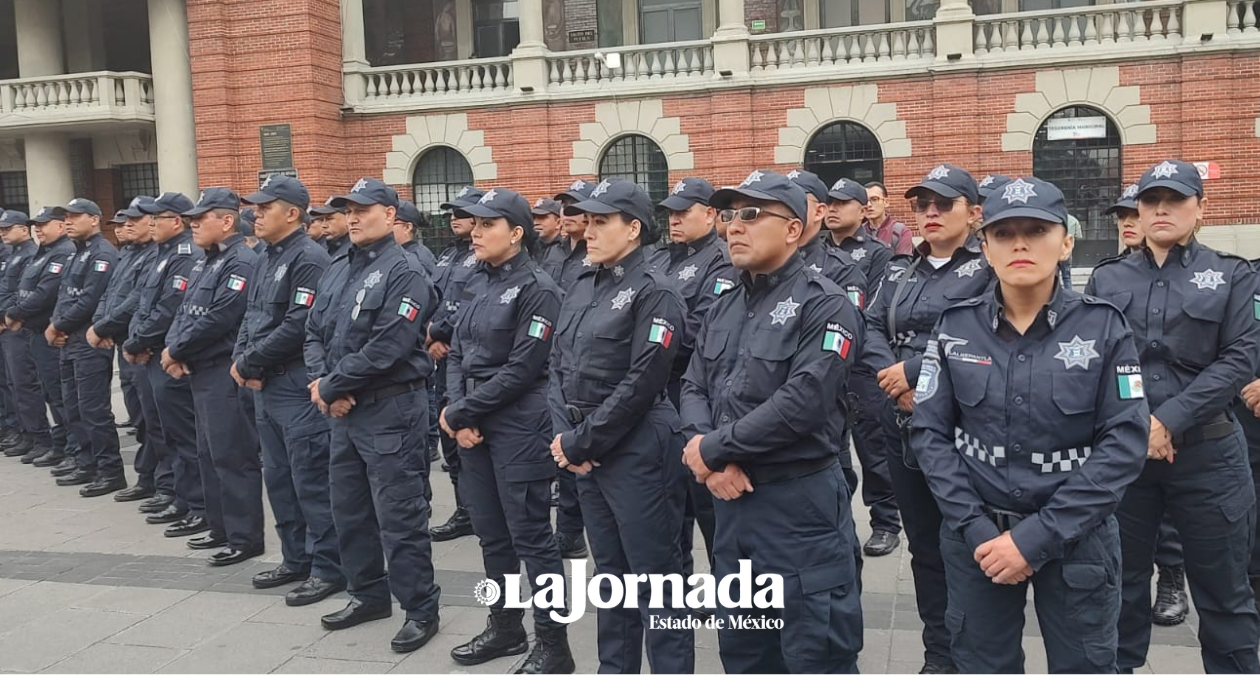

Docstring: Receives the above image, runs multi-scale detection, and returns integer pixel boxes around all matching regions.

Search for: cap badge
[978,175,995,188]
[786,170,801,180]
[831,178,847,190]
[591,181,611,198]
[1122,184,1139,199]
[479,189,497,203]
[671,181,687,195]
[351,178,369,193]
[1151,161,1179,180]
[261,175,275,190]
[457,186,471,198]
[1001,178,1037,205]
[568,180,586,191]
[926,165,950,181]
[740,170,764,187]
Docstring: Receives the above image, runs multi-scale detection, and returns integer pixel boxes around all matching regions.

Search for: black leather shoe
[164,516,210,538]
[115,418,137,429]
[114,485,155,502]
[286,577,345,607]
[391,617,439,653]
[79,474,127,497]
[138,494,176,513]
[3,435,32,457]
[145,504,188,524]
[253,564,308,590]
[919,662,959,674]
[20,444,48,465]
[0,429,21,448]
[43,455,73,472]
[207,546,264,567]
[451,612,526,665]
[321,598,392,631]
[56,468,97,487]
[1153,565,1188,626]
[863,530,901,557]
[555,532,587,559]
[430,507,474,542]
[187,533,228,550]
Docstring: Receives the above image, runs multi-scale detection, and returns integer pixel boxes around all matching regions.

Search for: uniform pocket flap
[1062,563,1106,590]
[1220,490,1253,523]
[701,330,728,359]
[798,557,854,595]
[371,433,403,455]
[505,459,557,483]
[1051,373,1096,416]
[749,334,795,362]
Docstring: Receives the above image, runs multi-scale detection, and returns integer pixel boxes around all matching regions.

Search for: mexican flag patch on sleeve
[398,297,420,322]
[93,260,109,272]
[1116,364,1144,400]
[822,323,853,359]
[227,274,247,292]
[294,288,315,307]
[648,318,674,348]
[528,315,552,341]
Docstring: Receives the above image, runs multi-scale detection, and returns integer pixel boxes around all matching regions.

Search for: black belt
[1172,412,1234,446]
[196,354,234,371]
[565,394,666,425]
[983,506,1029,532]
[357,380,424,405]
[742,456,836,486]
[267,358,305,377]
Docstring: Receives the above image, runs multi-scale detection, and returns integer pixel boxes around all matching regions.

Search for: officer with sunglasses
[863,164,992,674]
[1086,160,1260,674]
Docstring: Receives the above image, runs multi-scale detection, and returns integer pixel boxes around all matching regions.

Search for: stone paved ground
[0,384,1206,673]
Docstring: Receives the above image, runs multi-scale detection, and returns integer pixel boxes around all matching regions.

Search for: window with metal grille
[804,121,885,188]
[1032,106,1122,266]
[118,163,159,205]
[413,146,475,254]
[0,172,28,215]
[598,135,670,206]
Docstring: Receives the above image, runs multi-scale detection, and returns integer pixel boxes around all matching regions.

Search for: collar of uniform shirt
[597,245,646,284]
[208,232,246,256]
[1141,236,1202,268]
[990,282,1067,336]
[739,251,806,295]
[266,226,308,256]
[669,227,718,257]
[913,232,982,260]
[162,229,193,251]
[348,231,396,263]
[484,248,531,277]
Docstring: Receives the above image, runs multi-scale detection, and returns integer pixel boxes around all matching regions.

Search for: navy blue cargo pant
[117,348,142,425]
[60,336,119,476]
[2,329,50,445]
[129,349,172,495]
[0,331,18,431]
[577,403,694,674]
[850,367,901,535]
[28,328,70,455]
[943,516,1122,672]
[258,365,341,583]
[669,378,714,577]
[1233,399,1260,585]
[329,387,440,621]
[1117,426,1260,673]
[712,461,862,674]
[459,386,564,627]
[148,357,202,516]
[189,363,263,550]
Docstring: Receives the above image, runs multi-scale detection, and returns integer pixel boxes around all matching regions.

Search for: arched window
[1032,106,1122,266]
[804,121,884,188]
[412,146,475,253]
[598,134,670,206]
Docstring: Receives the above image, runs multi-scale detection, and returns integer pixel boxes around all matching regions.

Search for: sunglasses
[718,206,793,223]
[908,196,961,213]
[1137,191,1192,207]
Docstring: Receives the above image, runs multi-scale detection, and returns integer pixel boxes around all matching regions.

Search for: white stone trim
[570,99,693,176]
[0,140,23,172]
[382,112,497,185]
[91,130,158,169]
[1001,66,1155,153]
[773,84,911,165]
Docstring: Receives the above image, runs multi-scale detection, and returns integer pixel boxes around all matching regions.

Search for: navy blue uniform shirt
[830,229,893,295]
[125,230,203,356]
[93,241,157,340]
[7,236,75,332]
[166,234,257,368]
[428,239,478,344]
[538,237,568,284]
[648,229,736,380]
[800,235,868,311]
[556,238,591,293]
[51,233,118,336]
[0,240,37,317]
[401,239,438,278]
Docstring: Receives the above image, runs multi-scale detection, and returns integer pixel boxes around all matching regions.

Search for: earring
[511,238,518,245]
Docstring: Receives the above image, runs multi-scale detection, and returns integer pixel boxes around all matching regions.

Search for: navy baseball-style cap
[905,164,980,204]
[53,198,102,217]
[244,175,310,210]
[309,196,347,217]
[531,198,562,216]
[555,179,595,203]
[980,177,1068,229]
[239,208,256,229]
[396,200,427,227]
[1106,183,1140,215]
[440,186,484,211]
[30,206,65,224]
[330,177,400,210]
[183,187,241,217]
[108,210,127,225]
[0,210,28,228]
[977,174,1012,203]
[121,196,156,218]
[566,179,657,229]
[659,177,715,211]
[826,177,869,205]
[456,188,533,229]
[141,192,195,216]
[786,169,829,203]
[711,170,809,223]
[1136,160,1203,198]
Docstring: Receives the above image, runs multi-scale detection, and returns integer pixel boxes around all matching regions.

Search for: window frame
[803,120,886,188]
[412,146,476,254]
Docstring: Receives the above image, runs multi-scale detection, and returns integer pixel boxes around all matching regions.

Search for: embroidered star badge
[581,256,592,267]
[678,265,698,281]
[274,263,288,282]
[612,265,624,278]
[500,286,520,304]
[786,170,801,180]
[1191,268,1226,291]
[462,256,477,267]
[363,270,383,289]
[1122,184,1138,199]
[808,263,822,274]
[351,178,369,193]
[927,165,950,181]
[568,180,586,192]
[456,186,472,198]
[261,175,275,190]
[1055,335,1099,370]
[770,297,800,325]
[479,189,497,203]
[671,180,687,195]
[1151,161,1179,179]
[211,258,224,272]
[591,181,612,198]
[1002,178,1037,204]
[956,259,983,278]
[831,178,847,191]
[611,288,636,310]
[978,175,995,188]
[851,248,867,261]
[741,170,764,186]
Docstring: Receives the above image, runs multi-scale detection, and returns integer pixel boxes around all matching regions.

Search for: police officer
[532,197,565,280]
[46,199,121,496]
[7,207,76,476]
[548,178,693,674]
[125,192,207,535]
[238,207,262,252]
[104,209,143,432]
[90,199,163,503]
[552,180,596,291]
[681,169,865,673]
[439,187,574,673]
[428,185,483,542]
[1109,184,1144,254]
[394,199,438,277]
[654,176,733,580]
[0,221,17,451]
[0,210,48,462]
[236,176,342,602]
[910,177,1148,672]
[863,164,991,673]
[306,177,441,653]
[1086,159,1260,673]
[305,204,327,243]
[320,197,351,259]
[786,169,866,303]
[824,177,902,556]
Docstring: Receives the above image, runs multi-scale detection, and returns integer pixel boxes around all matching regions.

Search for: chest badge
[274,263,288,282]
[1191,268,1225,291]
[581,256,592,268]
[611,288,636,310]
[770,297,800,326]
[462,255,477,267]
[955,259,983,278]
[678,265,698,281]
[1055,335,1099,370]
[363,270,383,289]
[851,248,867,261]
[211,258,225,272]
[500,286,521,304]
[807,264,822,274]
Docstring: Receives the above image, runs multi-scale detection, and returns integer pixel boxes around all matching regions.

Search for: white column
[933,0,976,61]
[517,0,545,51]
[712,0,750,77]
[24,133,75,209]
[714,0,748,37]
[147,0,199,195]
[1183,0,1228,40]
[341,0,368,104]
[509,0,550,93]
[14,0,65,77]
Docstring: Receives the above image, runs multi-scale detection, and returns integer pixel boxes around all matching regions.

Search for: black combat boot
[516,624,576,674]
[1152,565,1187,626]
[430,506,474,542]
[450,610,528,666]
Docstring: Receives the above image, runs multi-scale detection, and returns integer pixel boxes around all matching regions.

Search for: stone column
[341,0,368,104]
[24,133,75,209]
[517,0,545,50]
[147,0,199,195]
[509,0,551,93]
[712,0,750,78]
[1183,0,1228,40]
[14,0,65,77]
[933,0,976,62]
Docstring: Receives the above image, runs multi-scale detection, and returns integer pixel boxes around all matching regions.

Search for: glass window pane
[0,171,29,215]
[674,7,702,40]
[822,0,854,28]
[413,147,475,254]
[804,122,885,189]
[858,0,887,26]
[905,0,938,20]
[641,9,672,43]
[599,0,625,46]
[598,135,670,226]
[1032,106,1122,265]
[118,164,159,206]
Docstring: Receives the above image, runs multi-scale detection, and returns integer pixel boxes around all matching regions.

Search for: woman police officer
[438,187,573,674]
[911,176,1148,672]
[547,178,694,674]
[1086,159,1260,673]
